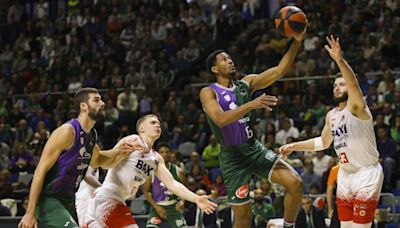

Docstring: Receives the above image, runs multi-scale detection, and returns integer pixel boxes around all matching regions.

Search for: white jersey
[330,106,379,172]
[98,135,159,202]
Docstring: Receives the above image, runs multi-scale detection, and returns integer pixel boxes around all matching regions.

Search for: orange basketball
[274,6,307,38]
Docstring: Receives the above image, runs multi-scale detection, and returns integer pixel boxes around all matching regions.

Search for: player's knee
[287,175,303,195]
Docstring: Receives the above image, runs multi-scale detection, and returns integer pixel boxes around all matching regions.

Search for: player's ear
[211,66,218,74]
[80,102,87,112]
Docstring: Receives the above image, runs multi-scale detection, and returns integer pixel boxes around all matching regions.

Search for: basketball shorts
[146,204,186,228]
[336,163,383,224]
[85,189,137,228]
[36,195,79,228]
[219,139,280,205]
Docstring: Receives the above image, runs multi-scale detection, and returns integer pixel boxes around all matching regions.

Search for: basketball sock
[283,220,295,228]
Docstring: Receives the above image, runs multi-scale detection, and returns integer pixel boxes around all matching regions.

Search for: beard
[88,105,105,121]
[333,91,348,104]
[255,198,264,204]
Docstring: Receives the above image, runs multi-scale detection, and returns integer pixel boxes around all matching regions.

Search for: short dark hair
[136,114,158,133]
[335,72,343,79]
[156,142,170,151]
[74,87,99,112]
[205,49,225,75]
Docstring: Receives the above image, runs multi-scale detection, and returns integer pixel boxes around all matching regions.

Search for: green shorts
[220,139,280,205]
[36,195,79,228]
[146,204,186,228]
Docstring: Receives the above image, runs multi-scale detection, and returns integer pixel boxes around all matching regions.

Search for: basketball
[274,6,307,38]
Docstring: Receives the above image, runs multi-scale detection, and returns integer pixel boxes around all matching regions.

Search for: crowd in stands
[0,0,400,226]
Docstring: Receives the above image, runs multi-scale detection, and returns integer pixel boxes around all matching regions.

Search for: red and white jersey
[330,106,379,172]
[98,135,159,202]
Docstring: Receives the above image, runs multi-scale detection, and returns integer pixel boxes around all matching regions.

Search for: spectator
[184,151,205,176]
[211,174,226,197]
[0,142,10,169]
[0,169,13,199]
[300,159,321,194]
[295,195,326,228]
[14,119,34,145]
[202,134,221,170]
[139,93,152,116]
[376,126,397,190]
[0,123,11,144]
[170,151,185,171]
[186,164,211,193]
[252,188,275,228]
[390,115,400,149]
[275,118,300,145]
[116,86,138,132]
[312,150,332,176]
[10,143,34,174]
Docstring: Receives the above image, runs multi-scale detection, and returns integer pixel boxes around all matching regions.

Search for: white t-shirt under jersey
[330,106,379,172]
[96,135,159,202]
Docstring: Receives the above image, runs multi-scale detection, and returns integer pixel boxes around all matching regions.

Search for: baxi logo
[235,184,249,199]
[332,124,348,137]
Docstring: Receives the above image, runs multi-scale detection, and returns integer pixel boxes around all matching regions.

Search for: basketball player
[199,29,306,227]
[18,88,141,228]
[75,166,101,227]
[143,142,187,228]
[280,35,383,228]
[85,114,217,228]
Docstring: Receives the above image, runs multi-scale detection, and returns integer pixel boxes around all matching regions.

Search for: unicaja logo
[235,184,249,199]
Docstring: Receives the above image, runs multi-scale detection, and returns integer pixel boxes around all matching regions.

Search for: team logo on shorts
[150,217,162,224]
[224,95,231,101]
[265,150,276,161]
[235,184,249,199]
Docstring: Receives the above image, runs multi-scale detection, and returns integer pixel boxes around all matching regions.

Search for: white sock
[340,221,353,228]
[352,222,373,228]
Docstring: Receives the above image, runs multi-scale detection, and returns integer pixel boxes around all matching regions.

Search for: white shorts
[75,197,89,227]
[336,163,383,223]
[85,189,138,228]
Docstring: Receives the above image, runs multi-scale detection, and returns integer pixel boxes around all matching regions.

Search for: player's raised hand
[293,19,308,42]
[18,213,38,228]
[324,35,343,63]
[279,143,296,156]
[195,195,217,215]
[250,94,278,111]
[117,140,144,156]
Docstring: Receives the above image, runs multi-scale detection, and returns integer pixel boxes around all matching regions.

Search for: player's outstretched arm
[325,35,368,117]
[279,111,333,156]
[155,154,217,214]
[243,25,307,93]
[19,124,75,228]
[200,87,277,128]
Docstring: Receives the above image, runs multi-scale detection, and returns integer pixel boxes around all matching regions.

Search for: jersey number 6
[245,126,253,139]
